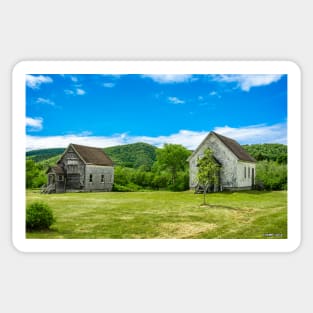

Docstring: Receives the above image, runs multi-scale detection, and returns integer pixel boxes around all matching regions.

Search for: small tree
[197,149,220,205]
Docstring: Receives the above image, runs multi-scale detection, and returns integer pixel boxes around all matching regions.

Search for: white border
[12,61,301,253]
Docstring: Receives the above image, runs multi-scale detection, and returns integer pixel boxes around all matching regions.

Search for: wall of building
[189,134,238,189]
[236,161,256,189]
[84,165,114,191]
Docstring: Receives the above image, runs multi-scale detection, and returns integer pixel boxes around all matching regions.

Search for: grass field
[26,190,287,239]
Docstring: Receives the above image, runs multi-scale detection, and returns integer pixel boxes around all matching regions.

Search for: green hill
[26,148,65,162]
[104,142,157,170]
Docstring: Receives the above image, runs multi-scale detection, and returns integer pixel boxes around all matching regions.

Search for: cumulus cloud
[212,74,283,91]
[26,117,43,131]
[26,75,53,89]
[36,98,55,106]
[76,88,86,95]
[26,123,286,151]
[213,123,287,144]
[168,96,185,104]
[142,74,194,84]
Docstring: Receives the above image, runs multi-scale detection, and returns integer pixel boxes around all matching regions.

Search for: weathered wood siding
[58,146,85,190]
[84,165,114,191]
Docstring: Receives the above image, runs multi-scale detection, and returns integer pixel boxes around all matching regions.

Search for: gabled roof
[211,132,256,162]
[188,131,256,163]
[70,144,113,166]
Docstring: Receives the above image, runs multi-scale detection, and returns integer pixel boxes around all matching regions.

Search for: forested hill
[242,143,287,163]
[26,148,65,162]
[104,142,157,169]
[26,142,158,170]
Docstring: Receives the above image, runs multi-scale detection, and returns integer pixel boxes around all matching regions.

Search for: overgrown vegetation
[26,201,55,231]
[256,160,287,190]
[26,159,46,188]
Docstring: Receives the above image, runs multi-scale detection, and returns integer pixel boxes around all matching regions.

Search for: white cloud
[168,96,185,104]
[36,98,55,106]
[103,82,115,88]
[26,130,207,151]
[26,75,53,89]
[213,123,287,144]
[26,123,287,151]
[65,88,86,96]
[143,74,193,84]
[26,117,43,131]
[76,88,86,95]
[213,74,283,91]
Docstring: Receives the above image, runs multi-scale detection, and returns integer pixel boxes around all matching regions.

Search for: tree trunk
[203,183,209,205]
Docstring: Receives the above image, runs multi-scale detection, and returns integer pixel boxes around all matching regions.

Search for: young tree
[155,144,191,185]
[197,149,220,205]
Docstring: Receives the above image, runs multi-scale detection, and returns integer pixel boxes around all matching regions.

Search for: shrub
[256,160,287,190]
[26,202,55,231]
[112,183,141,192]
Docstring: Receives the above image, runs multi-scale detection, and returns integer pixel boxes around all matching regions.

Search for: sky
[26,73,287,151]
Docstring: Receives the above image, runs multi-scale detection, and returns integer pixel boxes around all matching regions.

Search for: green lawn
[26,190,287,239]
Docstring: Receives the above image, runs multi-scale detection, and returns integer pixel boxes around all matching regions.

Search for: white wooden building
[188,132,256,192]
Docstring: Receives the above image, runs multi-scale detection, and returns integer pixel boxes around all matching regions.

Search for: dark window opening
[101,174,105,183]
[89,174,93,182]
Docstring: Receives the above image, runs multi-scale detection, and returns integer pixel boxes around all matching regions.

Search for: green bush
[26,202,55,231]
[256,160,287,190]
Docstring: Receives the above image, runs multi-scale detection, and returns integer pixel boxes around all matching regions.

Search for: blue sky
[26,74,287,151]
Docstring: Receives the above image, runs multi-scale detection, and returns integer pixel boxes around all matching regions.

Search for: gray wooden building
[188,132,256,192]
[45,143,114,193]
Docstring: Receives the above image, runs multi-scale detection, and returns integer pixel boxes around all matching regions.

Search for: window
[58,175,64,181]
[101,174,105,183]
[244,166,246,179]
[89,174,93,182]
[248,167,250,178]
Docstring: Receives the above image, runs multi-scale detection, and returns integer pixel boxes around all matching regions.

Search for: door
[66,173,81,189]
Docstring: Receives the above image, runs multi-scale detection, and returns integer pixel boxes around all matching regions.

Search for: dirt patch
[158,222,217,238]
